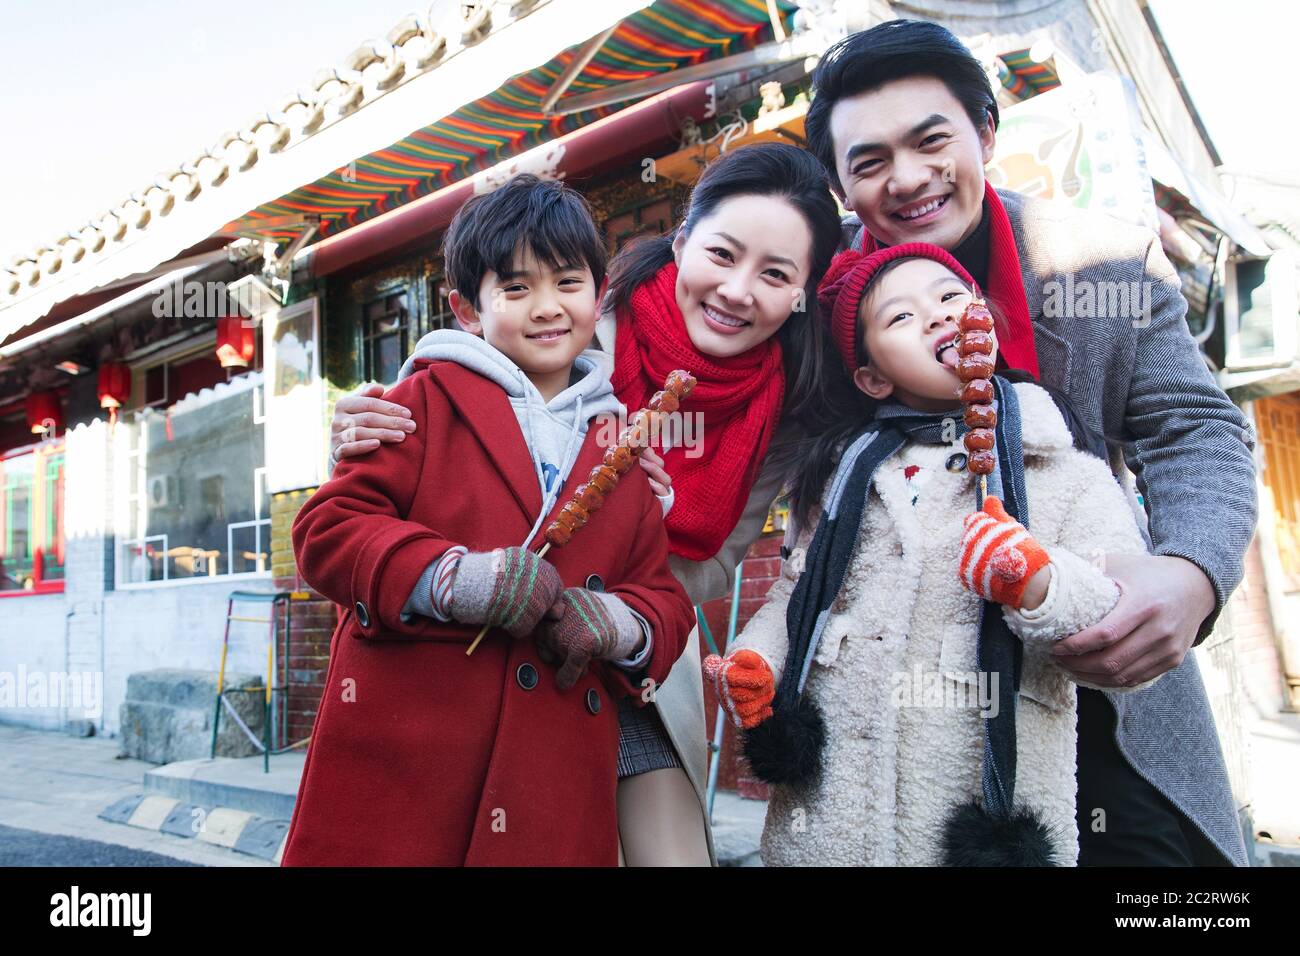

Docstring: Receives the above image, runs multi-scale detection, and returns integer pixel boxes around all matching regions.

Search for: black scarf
[744,376,1059,865]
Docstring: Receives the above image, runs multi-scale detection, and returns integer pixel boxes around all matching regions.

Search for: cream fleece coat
[732,382,1154,866]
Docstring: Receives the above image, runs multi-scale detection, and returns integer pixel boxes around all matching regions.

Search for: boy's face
[828,75,995,252]
[852,257,990,412]
[451,245,605,388]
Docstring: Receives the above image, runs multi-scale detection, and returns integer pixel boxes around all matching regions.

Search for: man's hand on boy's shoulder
[330,382,416,465]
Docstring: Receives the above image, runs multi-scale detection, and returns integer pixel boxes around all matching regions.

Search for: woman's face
[670,194,813,358]
[853,257,990,411]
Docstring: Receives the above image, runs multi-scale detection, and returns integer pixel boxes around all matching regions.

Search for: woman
[330,142,845,864]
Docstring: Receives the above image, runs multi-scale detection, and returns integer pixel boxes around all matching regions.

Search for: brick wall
[271,487,334,746]
[1228,537,1288,715]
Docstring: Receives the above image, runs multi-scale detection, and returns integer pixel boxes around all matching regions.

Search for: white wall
[101,578,273,737]
[1,417,278,737]
[0,592,71,730]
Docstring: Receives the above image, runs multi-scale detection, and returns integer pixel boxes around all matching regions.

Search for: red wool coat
[281,360,694,866]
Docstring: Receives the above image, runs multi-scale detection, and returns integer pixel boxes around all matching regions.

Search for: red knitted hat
[816,242,981,372]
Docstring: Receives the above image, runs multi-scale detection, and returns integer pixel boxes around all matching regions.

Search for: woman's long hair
[606,142,845,431]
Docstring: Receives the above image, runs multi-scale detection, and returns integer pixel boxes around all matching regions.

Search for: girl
[348,143,845,864]
[704,243,1155,866]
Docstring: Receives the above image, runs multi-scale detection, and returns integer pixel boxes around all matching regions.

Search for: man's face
[828,75,995,251]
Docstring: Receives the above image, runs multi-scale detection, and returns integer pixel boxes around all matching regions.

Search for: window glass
[118,373,266,583]
[427,277,456,334]
[0,443,65,591]
[363,290,408,385]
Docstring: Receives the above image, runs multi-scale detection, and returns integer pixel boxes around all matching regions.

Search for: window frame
[361,288,410,386]
[425,273,457,336]
[1225,252,1299,371]
[0,437,67,599]
[113,362,270,591]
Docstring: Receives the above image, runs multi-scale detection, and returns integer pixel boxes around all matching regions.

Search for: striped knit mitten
[702,650,775,730]
[450,547,565,639]
[537,589,644,691]
[959,496,1051,609]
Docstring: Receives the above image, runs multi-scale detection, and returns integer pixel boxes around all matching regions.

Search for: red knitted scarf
[858,181,1040,378]
[612,259,785,561]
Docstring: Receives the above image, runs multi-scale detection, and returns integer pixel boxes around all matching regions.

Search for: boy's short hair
[805,19,1000,194]
[441,173,607,309]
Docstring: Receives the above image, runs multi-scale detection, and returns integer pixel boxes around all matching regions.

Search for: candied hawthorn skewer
[957,300,998,486]
[465,370,698,654]
[541,374,696,550]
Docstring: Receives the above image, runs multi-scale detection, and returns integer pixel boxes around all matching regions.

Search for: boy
[281,174,694,867]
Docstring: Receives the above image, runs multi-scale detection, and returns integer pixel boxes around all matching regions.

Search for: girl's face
[852,257,993,412]
[670,194,813,358]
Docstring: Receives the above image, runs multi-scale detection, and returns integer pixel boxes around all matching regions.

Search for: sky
[1147,0,1298,183]
[0,0,424,259]
[0,0,1292,263]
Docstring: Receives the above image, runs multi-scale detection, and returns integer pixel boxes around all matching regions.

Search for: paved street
[0,711,1295,867]
[0,724,270,867]
[0,823,200,866]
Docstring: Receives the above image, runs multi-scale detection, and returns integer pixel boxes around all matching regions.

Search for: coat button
[585,574,604,592]
[945,452,968,473]
[516,663,538,690]
[585,688,601,714]
[354,601,370,628]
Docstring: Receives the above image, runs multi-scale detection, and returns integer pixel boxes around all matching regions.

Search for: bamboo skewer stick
[462,370,696,657]
[464,541,553,655]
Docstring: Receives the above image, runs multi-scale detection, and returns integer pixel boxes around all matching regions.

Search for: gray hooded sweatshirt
[394,329,626,624]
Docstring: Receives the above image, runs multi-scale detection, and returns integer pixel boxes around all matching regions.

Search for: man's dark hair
[805,19,1000,195]
[441,173,607,309]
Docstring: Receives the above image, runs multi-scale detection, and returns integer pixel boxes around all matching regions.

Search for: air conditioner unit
[148,475,179,509]
[1226,250,1298,370]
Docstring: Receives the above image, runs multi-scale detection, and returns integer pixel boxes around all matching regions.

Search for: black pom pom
[940,800,1060,867]
[742,695,826,786]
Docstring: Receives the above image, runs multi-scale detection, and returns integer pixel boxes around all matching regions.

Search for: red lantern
[25,391,62,435]
[216,314,257,368]
[98,362,131,409]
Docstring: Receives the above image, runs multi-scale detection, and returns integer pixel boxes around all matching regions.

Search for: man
[802,18,1253,865]
[328,19,1256,866]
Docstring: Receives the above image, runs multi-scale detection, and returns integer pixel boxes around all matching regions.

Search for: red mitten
[702,649,775,730]
[958,496,1050,608]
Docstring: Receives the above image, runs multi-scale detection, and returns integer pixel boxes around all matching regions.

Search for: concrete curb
[99,793,288,863]
[144,754,303,821]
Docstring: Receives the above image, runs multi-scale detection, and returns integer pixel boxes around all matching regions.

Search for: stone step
[144,752,305,821]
